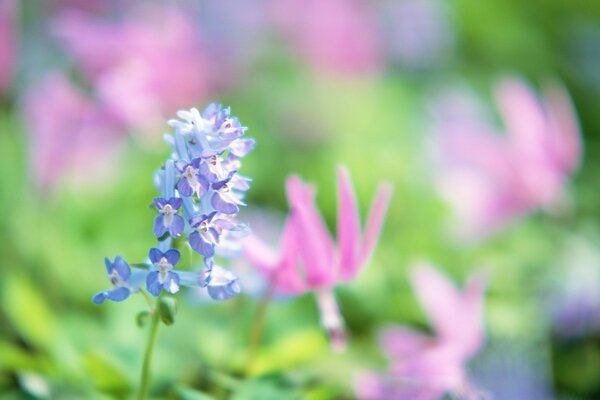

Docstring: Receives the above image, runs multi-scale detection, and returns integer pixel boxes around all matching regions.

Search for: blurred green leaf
[231,375,302,400]
[175,385,218,400]
[82,352,132,398]
[1,275,57,351]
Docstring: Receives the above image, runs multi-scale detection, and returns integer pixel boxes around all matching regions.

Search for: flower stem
[245,279,275,371]
[138,296,162,400]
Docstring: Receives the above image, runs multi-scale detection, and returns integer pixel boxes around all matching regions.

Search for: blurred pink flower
[0,0,17,95]
[52,5,213,133]
[356,263,486,400]
[434,78,582,241]
[24,73,121,190]
[244,166,392,349]
[269,0,382,75]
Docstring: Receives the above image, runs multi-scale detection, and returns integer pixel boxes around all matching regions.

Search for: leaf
[231,378,302,400]
[175,385,218,400]
[1,275,57,351]
[82,352,132,398]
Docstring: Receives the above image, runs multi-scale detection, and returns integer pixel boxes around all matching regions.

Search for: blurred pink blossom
[24,73,121,190]
[356,263,486,400]
[269,0,382,75]
[52,5,213,133]
[434,78,582,241]
[244,166,392,350]
[0,0,17,95]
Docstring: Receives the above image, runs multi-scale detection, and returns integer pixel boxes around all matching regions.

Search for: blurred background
[1,0,600,399]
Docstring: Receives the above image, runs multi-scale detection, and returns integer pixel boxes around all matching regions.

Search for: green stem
[138,296,162,400]
[245,278,275,371]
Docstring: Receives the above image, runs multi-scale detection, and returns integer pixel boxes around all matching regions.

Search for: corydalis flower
[176,158,209,197]
[434,78,582,241]
[146,248,180,295]
[244,166,393,350]
[93,257,136,304]
[356,263,486,400]
[153,197,185,238]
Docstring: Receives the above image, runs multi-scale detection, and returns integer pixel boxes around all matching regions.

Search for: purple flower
[189,212,220,257]
[211,174,244,214]
[176,158,209,197]
[146,248,181,296]
[153,197,185,238]
[93,257,133,304]
[189,212,246,257]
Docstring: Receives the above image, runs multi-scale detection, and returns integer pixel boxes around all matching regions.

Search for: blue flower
[146,248,181,296]
[93,257,133,304]
[153,197,185,238]
[188,212,219,257]
[204,264,241,300]
[176,158,209,197]
[211,174,244,214]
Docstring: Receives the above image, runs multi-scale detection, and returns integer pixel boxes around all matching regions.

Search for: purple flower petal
[175,160,188,173]
[106,287,130,302]
[211,192,239,214]
[168,215,185,237]
[113,257,131,280]
[149,248,163,264]
[153,197,167,209]
[230,138,255,157]
[146,271,161,296]
[189,231,215,257]
[199,161,218,182]
[92,291,108,304]
[177,177,193,197]
[190,157,202,169]
[162,271,180,294]
[169,197,183,209]
[163,249,180,266]
[153,215,167,237]
[206,266,240,300]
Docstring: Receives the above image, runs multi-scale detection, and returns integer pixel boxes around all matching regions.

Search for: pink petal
[337,166,361,281]
[360,182,393,264]
[286,175,336,287]
[378,326,431,360]
[543,82,582,175]
[410,263,484,356]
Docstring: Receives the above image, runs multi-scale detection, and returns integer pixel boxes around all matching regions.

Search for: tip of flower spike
[206,265,241,300]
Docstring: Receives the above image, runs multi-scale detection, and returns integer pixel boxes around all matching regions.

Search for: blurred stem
[246,277,275,371]
[140,290,153,310]
[138,294,162,400]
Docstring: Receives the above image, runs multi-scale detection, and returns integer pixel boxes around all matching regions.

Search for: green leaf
[175,385,218,400]
[82,352,132,398]
[231,376,302,400]
[1,275,57,350]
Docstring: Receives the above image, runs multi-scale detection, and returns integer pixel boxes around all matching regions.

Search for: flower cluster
[93,104,254,304]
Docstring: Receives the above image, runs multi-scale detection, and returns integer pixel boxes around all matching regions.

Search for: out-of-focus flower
[0,0,16,95]
[244,166,392,349]
[356,263,486,400]
[269,0,382,75]
[378,0,454,70]
[52,5,213,133]
[24,72,121,190]
[433,78,582,241]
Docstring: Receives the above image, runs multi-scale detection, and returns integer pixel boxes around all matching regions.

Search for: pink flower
[52,5,213,133]
[0,0,17,95]
[356,263,486,400]
[434,78,582,241]
[269,0,382,75]
[23,73,121,190]
[244,166,392,349]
